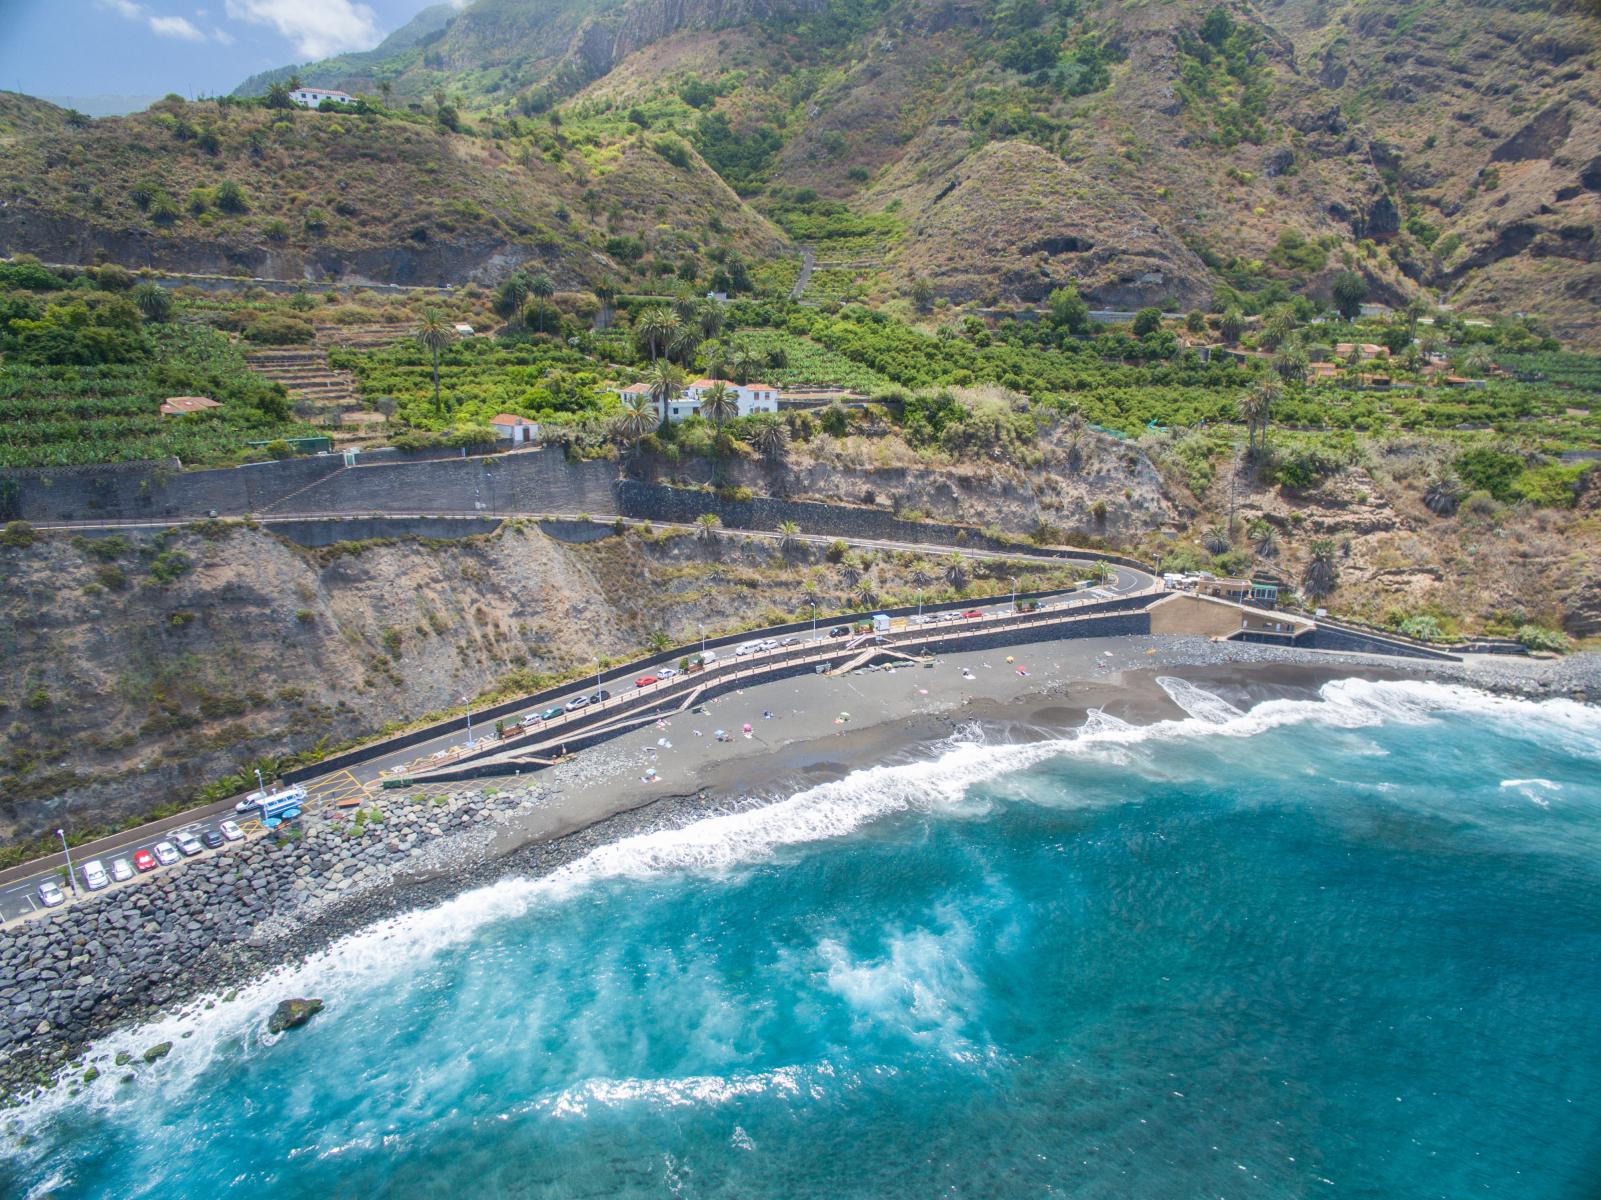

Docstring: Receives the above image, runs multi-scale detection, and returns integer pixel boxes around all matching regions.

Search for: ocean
[6,677,1601,1199]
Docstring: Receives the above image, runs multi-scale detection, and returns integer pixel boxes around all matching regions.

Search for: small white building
[613,379,781,424]
[490,413,539,446]
[289,88,356,109]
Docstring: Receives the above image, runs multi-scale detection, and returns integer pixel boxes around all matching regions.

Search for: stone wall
[264,516,504,548]
[615,481,1154,572]
[2,449,619,525]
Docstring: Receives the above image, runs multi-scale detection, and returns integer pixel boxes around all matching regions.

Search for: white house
[490,413,539,446]
[289,88,356,108]
[613,379,781,424]
[682,378,780,418]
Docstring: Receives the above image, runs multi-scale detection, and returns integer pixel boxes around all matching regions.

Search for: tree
[1201,524,1230,554]
[1259,308,1298,351]
[614,393,657,451]
[1331,271,1367,320]
[943,552,968,591]
[1303,538,1339,598]
[265,82,293,109]
[213,179,248,213]
[694,512,721,541]
[378,80,393,103]
[1273,345,1309,385]
[776,520,800,551]
[1185,310,1207,334]
[1048,284,1090,334]
[1132,307,1163,337]
[526,272,555,333]
[636,307,675,361]
[701,381,738,428]
[132,283,173,323]
[1424,471,1463,516]
[593,277,617,330]
[668,322,701,367]
[1239,376,1281,458]
[730,347,762,385]
[751,418,790,464]
[415,310,454,417]
[1219,308,1245,345]
[698,303,725,341]
[646,360,685,420]
[910,277,935,313]
[494,272,532,321]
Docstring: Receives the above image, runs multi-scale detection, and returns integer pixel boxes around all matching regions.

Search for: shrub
[1398,614,1442,642]
[0,520,37,548]
[243,315,315,344]
[147,549,193,584]
[213,179,248,213]
[1454,447,1525,502]
[1515,624,1570,654]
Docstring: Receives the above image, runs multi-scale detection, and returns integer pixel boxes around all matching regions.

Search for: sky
[0,0,454,110]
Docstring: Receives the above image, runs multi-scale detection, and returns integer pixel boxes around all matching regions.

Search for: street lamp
[594,657,603,697]
[811,602,817,641]
[699,624,706,656]
[461,695,475,748]
[1010,576,1017,613]
[58,828,77,896]
[254,766,266,796]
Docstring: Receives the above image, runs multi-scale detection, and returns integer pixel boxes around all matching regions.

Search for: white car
[38,879,66,907]
[173,831,204,857]
[110,858,135,882]
[734,641,761,657]
[153,841,181,867]
[758,639,780,652]
[519,712,543,728]
[219,819,244,842]
[81,860,110,891]
[656,666,679,680]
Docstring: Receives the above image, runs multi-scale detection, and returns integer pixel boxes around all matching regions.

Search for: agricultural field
[0,273,312,467]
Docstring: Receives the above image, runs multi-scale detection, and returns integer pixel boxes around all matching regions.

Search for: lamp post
[1010,576,1017,613]
[461,695,474,748]
[699,625,706,656]
[595,658,603,697]
[917,592,923,620]
[811,602,817,641]
[58,828,77,896]
[254,766,266,797]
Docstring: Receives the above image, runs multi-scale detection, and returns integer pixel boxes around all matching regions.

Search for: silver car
[38,879,66,907]
[110,858,135,882]
[153,841,181,867]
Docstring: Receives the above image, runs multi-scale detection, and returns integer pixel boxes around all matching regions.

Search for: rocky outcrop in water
[268,998,323,1034]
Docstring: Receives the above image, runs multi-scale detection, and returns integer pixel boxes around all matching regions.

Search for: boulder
[141,1042,172,1063]
[267,997,323,1034]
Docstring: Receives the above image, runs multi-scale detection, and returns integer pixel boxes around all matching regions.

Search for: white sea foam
[13,676,1599,1134]
[1156,676,1246,724]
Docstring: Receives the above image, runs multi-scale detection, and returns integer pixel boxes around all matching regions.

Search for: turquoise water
[7,677,1601,1199]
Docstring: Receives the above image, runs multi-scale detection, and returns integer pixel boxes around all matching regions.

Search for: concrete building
[613,379,781,423]
[289,88,356,108]
[490,414,539,446]
[159,396,221,416]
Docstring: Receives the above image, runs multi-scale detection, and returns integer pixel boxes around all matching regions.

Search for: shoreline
[3,636,1598,1108]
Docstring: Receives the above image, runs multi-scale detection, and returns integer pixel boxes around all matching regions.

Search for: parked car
[635,675,658,688]
[541,705,566,721]
[780,636,801,646]
[588,689,611,705]
[735,640,762,657]
[219,820,244,842]
[133,849,158,873]
[38,879,66,908]
[152,842,181,867]
[110,858,135,882]
[564,695,589,712]
[962,609,983,619]
[201,829,224,849]
[827,626,850,638]
[81,860,110,891]
[656,666,679,679]
[173,831,204,857]
[519,712,543,728]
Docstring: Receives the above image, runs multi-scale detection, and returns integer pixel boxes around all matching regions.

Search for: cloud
[149,14,207,40]
[222,0,381,58]
[98,0,226,43]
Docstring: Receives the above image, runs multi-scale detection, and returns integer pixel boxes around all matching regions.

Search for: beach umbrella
[743,723,753,733]
[1006,655,1015,663]
[714,729,726,738]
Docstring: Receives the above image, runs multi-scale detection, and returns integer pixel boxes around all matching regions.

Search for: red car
[133,849,158,873]
[634,675,659,688]
[962,609,983,619]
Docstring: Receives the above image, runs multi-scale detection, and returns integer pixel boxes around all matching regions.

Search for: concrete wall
[1302,626,1460,661]
[1149,593,1312,640]
[3,448,618,525]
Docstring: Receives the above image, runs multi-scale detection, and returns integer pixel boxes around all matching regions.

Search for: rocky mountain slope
[2,0,1597,339]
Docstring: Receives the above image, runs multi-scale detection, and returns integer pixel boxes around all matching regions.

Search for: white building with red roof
[490,413,540,446]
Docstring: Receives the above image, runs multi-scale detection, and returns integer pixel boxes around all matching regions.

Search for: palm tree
[495,272,531,322]
[776,520,800,552]
[750,418,789,463]
[594,276,617,330]
[694,512,721,542]
[415,310,454,416]
[1239,377,1281,458]
[1424,471,1462,517]
[646,360,685,422]
[527,271,555,334]
[132,282,173,323]
[730,348,762,385]
[943,552,968,592]
[1247,518,1278,557]
[1303,537,1339,598]
[671,288,700,324]
[699,304,725,340]
[853,575,878,609]
[614,393,657,450]
[668,322,701,368]
[1201,524,1230,555]
[700,381,738,429]
[636,307,674,362]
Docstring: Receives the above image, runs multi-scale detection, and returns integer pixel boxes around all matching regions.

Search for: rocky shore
[3,637,1597,1108]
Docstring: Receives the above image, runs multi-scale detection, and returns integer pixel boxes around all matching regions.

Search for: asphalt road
[0,523,1155,923]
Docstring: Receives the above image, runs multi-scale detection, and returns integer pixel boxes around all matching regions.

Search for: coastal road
[1,520,1156,922]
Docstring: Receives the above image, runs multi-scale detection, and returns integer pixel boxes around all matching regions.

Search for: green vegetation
[0,268,309,466]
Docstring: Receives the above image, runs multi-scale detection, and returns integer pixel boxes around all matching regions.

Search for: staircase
[245,323,412,445]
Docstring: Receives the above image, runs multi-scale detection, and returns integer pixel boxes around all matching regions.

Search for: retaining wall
[1302,626,1461,661]
[264,516,504,547]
